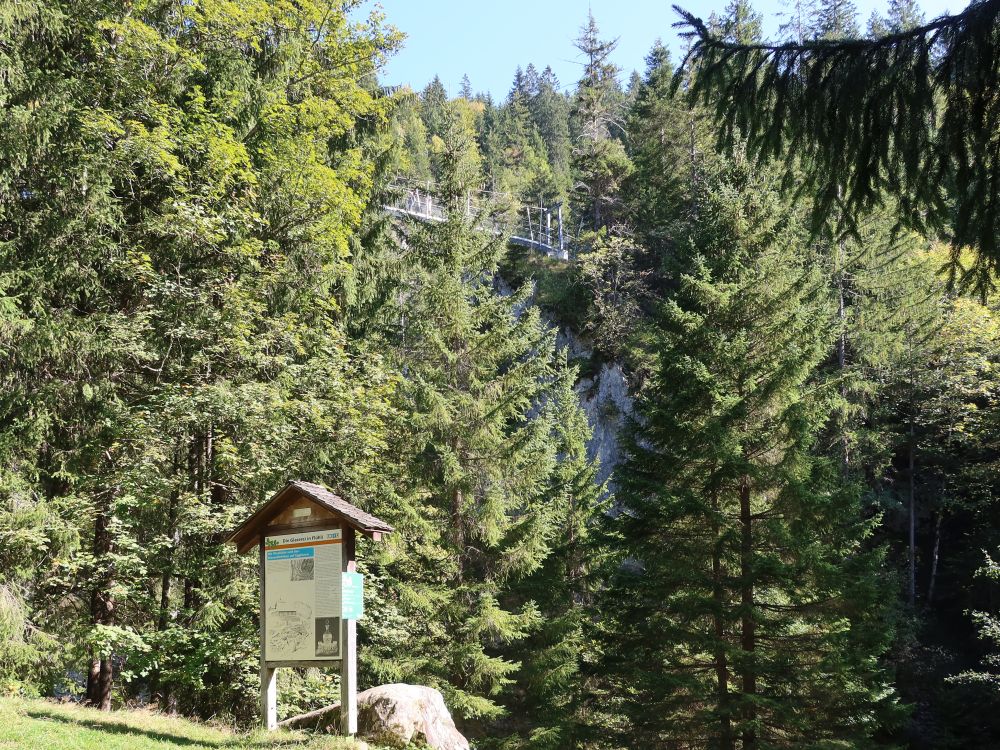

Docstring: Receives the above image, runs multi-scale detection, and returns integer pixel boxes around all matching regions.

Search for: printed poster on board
[263,529,343,661]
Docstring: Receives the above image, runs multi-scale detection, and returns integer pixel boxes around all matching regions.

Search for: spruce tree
[571,12,632,231]
[888,0,926,31]
[710,0,765,42]
[778,0,820,43]
[420,75,450,140]
[529,67,574,203]
[502,370,601,749]
[386,105,597,728]
[950,548,1000,691]
[625,40,719,278]
[523,63,541,99]
[813,0,860,37]
[460,74,474,100]
[597,154,899,748]
[869,0,926,35]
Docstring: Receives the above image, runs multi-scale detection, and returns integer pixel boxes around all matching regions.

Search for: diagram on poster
[264,529,342,661]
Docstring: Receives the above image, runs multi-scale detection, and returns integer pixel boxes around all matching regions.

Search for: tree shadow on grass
[25,708,224,748]
[24,708,319,749]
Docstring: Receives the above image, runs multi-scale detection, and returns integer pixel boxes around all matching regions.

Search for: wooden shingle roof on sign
[226,480,393,554]
[290,481,394,533]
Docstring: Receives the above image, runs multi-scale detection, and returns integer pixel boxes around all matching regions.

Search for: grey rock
[578,361,632,492]
[356,683,469,750]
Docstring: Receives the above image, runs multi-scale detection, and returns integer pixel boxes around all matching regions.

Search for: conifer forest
[2,0,1000,747]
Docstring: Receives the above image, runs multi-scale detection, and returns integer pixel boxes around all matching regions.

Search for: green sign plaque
[341,572,364,620]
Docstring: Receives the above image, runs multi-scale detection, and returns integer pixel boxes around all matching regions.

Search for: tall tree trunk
[151,469,180,707]
[739,477,757,750]
[688,113,698,216]
[208,422,225,506]
[451,486,464,584]
[157,505,178,632]
[86,653,100,705]
[86,492,115,710]
[98,656,113,710]
[148,567,171,706]
[908,413,917,608]
[180,433,206,623]
[566,491,585,599]
[837,236,850,470]
[927,512,942,607]
[158,449,182,633]
[712,489,734,750]
[184,576,197,620]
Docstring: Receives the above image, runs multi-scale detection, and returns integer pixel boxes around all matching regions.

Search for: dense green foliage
[3,2,1000,749]
[599,153,900,747]
[0,0,403,717]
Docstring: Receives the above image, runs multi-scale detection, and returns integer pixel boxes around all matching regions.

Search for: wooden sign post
[340,525,357,735]
[226,480,393,734]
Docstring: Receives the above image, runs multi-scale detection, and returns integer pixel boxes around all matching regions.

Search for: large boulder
[356,683,469,750]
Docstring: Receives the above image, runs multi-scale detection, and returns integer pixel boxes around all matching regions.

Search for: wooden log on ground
[277,702,341,731]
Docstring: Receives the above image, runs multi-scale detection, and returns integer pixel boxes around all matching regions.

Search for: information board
[263,529,342,661]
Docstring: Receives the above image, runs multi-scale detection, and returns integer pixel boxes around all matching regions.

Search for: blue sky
[360,0,956,98]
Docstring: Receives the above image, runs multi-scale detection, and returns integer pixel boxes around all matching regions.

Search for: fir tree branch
[672,0,1000,293]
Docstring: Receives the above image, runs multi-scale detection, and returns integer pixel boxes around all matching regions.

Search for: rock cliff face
[498,274,634,494]
[578,361,632,490]
[556,329,632,493]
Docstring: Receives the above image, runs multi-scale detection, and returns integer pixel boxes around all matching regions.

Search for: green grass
[0,697,377,750]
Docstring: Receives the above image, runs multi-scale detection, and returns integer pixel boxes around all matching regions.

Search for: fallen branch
[277,702,341,731]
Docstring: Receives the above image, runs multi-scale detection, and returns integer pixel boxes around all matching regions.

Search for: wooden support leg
[341,524,358,735]
[341,618,357,735]
[259,541,277,730]
[261,664,277,730]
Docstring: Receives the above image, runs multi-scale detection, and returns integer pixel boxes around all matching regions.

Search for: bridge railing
[385,180,575,260]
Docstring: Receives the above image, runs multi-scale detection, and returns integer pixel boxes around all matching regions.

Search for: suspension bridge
[384,180,576,259]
